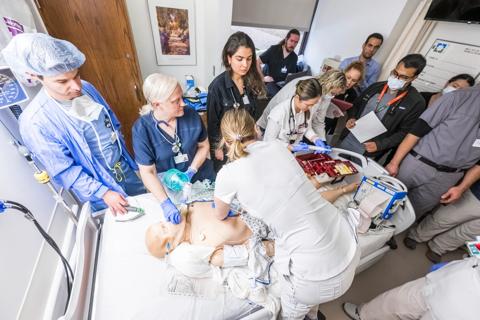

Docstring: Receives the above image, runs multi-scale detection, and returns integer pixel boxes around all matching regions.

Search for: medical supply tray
[296,153,358,179]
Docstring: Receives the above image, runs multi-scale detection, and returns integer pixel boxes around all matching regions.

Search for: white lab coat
[215,141,357,281]
[256,76,330,141]
[263,98,319,145]
[425,257,480,320]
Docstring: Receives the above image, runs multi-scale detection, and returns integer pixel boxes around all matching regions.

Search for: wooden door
[34,0,144,152]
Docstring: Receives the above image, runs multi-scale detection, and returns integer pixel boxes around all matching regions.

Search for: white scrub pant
[408,189,480,255]
[280,248,360,320]
[359,277,433,320]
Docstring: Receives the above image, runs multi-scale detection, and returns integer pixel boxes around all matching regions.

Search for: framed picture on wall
[148,0,196,65]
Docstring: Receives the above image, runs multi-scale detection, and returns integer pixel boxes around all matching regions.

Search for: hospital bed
[316,148,416,273]
[62,148,415,320]
[63,196,269,320]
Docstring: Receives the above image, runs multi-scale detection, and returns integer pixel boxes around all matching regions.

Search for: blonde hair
[316,70,347,94]
[220,108,256,161]
[139,73,178,115]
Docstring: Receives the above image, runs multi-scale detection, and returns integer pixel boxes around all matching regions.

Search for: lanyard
[151,112,182,154]
[49,91,123,171]
[374,84,408,114]
[288,97,307,137]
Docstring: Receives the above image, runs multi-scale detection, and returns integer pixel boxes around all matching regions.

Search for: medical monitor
[425,0,480,24]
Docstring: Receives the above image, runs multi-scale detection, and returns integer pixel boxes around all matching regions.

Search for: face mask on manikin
[387,75,406,91]
[442,85,457,94]
[69,95,103,122]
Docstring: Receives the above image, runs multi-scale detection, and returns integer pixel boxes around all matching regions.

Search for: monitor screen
[425,0,480,24]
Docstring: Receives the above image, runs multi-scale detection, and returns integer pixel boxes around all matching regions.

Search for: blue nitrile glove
[211,202,236,219]
[291,142,310,153]
[160,198,181,224]
[429,262,449,273]
[313,139,332,154]
[185,167,197,182]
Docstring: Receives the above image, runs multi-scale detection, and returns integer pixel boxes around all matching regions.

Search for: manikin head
[146,213,187,258]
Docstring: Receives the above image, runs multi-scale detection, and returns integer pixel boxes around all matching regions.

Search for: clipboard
[331,98,353,112]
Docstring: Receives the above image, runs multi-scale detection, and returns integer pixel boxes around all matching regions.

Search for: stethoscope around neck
[151,112,182,154]
[287,97,307,139]
[230,87,241,109]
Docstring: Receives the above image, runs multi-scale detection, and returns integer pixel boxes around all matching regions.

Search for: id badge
[110,131,118,144]
[174,153,189,164]
[281,66,287,74]
[288,133,298,143]
[242,95,250,105]
[473,139,480,148]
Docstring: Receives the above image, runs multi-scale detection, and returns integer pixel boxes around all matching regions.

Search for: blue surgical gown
[132,107,215,182]
[19,80,143,210]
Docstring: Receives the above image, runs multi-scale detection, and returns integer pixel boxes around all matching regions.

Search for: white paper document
[348,111,387,143]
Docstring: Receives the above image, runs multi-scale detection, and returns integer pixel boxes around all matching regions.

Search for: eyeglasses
[390,69,413,81]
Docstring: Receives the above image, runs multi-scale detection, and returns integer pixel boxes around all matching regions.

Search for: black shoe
[403,237,418,250]
[304,310,326,320]
[426,248,442,263]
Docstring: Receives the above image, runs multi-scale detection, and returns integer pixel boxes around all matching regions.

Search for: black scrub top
[259,44,298,82]
[206,71,257,148]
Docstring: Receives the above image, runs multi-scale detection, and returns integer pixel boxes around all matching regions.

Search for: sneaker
[403,237,418,250]
[342,302,361,320]
[426,248,442,263]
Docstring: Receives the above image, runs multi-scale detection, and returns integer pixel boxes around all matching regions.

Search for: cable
[1,200,74,312]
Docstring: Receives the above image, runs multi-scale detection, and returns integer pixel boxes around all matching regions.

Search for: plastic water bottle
[162,169,189,192]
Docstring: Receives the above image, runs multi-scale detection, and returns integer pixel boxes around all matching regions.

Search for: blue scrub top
[132,106,215,182]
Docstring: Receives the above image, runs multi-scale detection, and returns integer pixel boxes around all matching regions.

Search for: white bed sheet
[91,193,264,320]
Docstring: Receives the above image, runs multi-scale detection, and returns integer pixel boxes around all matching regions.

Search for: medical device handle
[330,147,369,169]
[375,174,408,192]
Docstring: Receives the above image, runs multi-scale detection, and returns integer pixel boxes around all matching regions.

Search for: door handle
[133,84,143,102]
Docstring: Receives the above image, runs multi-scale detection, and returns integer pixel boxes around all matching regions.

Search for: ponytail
[220,108,256,161]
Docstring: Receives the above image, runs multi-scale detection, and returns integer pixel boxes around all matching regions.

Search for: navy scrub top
[132,106,215,182]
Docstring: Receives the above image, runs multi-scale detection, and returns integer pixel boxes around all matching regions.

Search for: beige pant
[408,189,480,255]
[359,278,433,320]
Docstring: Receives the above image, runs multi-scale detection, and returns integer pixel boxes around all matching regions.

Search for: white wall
[304,0,413,75]
[125,0,233,89]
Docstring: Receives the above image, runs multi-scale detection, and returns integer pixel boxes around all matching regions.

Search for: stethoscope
[151,112,182,154]
[230,87,241,109]
[50,91,123,172]
[287,97,307,143]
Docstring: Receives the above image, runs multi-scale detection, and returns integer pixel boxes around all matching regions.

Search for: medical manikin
[146,201,274,268]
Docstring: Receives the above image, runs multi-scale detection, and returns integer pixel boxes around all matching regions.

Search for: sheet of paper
[348,111,387,143]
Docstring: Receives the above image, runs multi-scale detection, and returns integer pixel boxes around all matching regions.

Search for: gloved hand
[313,139,332,154]
[185,167,197,182]
[211,202,236,219]
[160,198,181,224]
[291,142,310,153]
